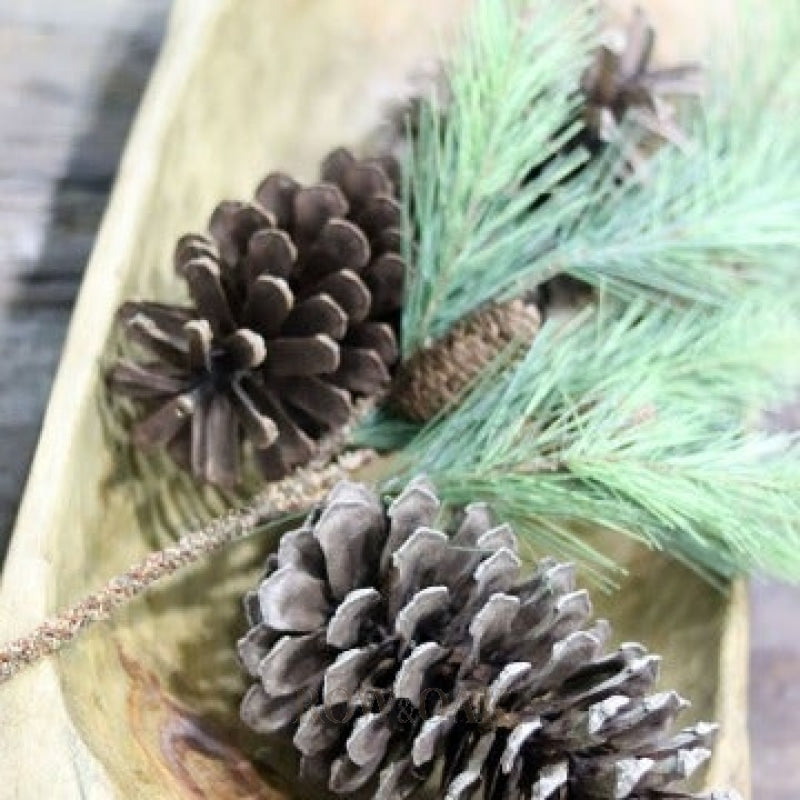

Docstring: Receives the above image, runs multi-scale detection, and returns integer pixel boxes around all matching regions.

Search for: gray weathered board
[0,0,171,548]
[0,2,797,798]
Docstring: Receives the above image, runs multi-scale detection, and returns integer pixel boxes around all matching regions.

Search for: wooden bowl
[0,1,748,797]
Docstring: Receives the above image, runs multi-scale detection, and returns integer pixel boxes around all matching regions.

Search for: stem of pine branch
[0,447,376,685]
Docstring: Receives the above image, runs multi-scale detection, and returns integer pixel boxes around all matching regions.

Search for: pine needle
[402,0,597,353]
[402,0,800,352]
[367,295,800,583]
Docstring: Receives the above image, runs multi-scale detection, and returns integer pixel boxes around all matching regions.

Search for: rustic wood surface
[0,2,796,798]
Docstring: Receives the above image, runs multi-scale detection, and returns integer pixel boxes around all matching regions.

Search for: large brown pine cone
[110,149,404,487]
[238,478,737,800]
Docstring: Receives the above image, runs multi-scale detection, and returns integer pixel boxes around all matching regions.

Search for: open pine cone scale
[110,149,405,486]
[238,479,736,800]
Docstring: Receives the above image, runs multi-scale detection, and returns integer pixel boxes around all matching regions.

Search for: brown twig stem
[0,447,376,685]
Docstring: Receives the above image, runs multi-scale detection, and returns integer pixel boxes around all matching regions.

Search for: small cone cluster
[239,478,737,800]
[110,149,404,487]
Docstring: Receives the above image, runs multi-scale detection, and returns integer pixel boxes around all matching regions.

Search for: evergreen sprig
[552,43,800,303]
[402,0,800,352]
[366,296,800,583]
[402,0,596,353]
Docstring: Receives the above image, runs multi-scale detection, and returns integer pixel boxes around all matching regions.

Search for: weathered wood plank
[749,581,800,800]
[0,2,169,551]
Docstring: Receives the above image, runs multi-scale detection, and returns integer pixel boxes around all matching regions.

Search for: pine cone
[580,9,702,164]
[238,478,736,799]
[375,10,700,171]
[390,299,542,423]
[109,149,405,487]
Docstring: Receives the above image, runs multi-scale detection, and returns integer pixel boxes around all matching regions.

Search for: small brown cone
[389,299,541,423]
[579,8,702,174]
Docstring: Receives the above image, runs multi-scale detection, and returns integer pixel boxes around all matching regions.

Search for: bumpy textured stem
[0,446,376,685]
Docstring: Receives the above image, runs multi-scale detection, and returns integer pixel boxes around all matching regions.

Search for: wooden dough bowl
[0,1,747,798]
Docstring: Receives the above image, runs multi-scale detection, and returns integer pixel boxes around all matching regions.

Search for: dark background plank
[0,3,797,797]
[0,0,169,532]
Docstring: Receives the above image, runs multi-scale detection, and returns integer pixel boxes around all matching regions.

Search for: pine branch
[366,295,800,582]
[402,0,596,353]
[540,0,800,302]
[551,60,800,303]
[402,0,800,353]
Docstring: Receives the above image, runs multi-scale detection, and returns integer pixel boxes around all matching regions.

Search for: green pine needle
[402,0,597,353]
[402,0,800,353]
[365,295,800,583]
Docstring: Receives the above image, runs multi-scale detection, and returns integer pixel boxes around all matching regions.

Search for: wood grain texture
[0,1,795,798]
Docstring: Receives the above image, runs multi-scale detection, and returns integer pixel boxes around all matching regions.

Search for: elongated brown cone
[109,149,405,487]
[390,299,542,423]
[238,478,739,800]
